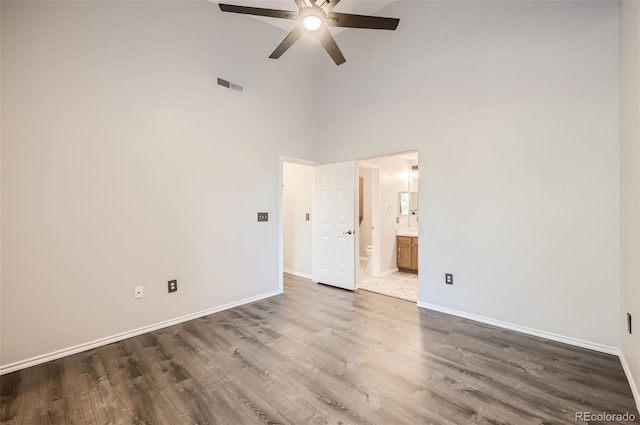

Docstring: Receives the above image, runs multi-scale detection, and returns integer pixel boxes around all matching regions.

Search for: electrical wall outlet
[257,212,268,222]
[445,273,453,285]
[134,286,144,299]
[628,313,632,334]
[168,279,178,293]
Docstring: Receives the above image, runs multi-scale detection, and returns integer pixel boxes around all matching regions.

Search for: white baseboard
[283,269,312,279]
[378,268,399,278]
[620,351,640,413]
[0,289,282,375]
[417,302,619,356]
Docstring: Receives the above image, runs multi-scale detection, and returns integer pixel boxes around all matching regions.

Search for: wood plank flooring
[1,274,638,424]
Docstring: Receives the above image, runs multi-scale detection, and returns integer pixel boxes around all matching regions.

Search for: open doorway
[357,151,419,302]
[279,153,419,303]
[280,158,359,293]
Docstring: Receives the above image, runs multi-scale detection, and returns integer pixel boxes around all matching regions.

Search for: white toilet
[365,245,373,269]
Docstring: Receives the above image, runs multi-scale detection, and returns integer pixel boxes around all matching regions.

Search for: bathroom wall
[283,162,314,278]
[361,155,411,275]
[358,167,373,258]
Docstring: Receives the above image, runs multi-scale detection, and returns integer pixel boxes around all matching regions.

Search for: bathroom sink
[397,228,419,237]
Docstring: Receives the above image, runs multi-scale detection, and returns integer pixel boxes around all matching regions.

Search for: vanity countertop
[397,228,419,237]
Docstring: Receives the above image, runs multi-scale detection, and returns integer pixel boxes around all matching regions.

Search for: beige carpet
[358,263,418,302]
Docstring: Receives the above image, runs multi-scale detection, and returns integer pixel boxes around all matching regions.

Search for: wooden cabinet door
[412,242,418,270]
[398,236,418,271]
[398,244,412,269]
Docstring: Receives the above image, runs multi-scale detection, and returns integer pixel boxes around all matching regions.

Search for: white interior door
[312,161,357,290]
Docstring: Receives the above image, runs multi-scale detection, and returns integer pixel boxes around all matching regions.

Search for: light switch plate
[445,273,453,285]
[168,279,177,293]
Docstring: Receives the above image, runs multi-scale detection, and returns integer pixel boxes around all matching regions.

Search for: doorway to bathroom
[279,153,419,302]
[357,151,419,302]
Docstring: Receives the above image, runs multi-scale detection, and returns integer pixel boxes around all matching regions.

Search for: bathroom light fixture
[302,14,322,31]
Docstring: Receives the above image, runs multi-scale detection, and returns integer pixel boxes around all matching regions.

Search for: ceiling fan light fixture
[302,14,323,31]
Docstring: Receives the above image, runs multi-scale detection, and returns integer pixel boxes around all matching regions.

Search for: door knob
[343,230,353,235]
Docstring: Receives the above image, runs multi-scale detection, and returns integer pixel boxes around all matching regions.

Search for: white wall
[620,0,640,407]
[319,1,620,349]
[358,167,372,258]
[362,156,410,274]
[283,162,314,277]
[0,1,319,369]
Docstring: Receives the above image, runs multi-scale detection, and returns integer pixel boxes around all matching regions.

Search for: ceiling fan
[218,0,400,65]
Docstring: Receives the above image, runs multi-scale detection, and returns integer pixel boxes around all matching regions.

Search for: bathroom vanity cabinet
[397,236,418,272]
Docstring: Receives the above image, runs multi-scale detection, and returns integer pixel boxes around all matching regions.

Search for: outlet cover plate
[258,212,268,222]
[134,286,144,299]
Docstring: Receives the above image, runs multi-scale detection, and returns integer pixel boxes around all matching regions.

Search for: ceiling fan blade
[326,12,399,30]
[316,27,346,65]
[218,4,297,20]
[269,26,303,59]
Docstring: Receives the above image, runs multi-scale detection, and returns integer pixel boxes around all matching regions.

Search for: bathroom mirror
[399,192,410,216]
[399,192,418,216]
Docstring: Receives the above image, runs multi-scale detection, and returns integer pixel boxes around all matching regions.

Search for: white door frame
[357,162,382,278]
[278,156,318,294]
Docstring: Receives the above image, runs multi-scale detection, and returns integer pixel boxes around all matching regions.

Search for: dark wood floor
[1,274,638,425]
